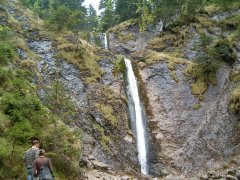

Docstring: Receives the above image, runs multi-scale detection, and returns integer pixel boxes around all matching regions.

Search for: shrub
[0,43,15,66]
[113,55,125,75]
[229,86,240,115]
[7,120,35,144]
[0,67,12,85]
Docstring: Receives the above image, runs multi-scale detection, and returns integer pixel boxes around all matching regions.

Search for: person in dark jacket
[23,140,40,180]
[33,149,53,180]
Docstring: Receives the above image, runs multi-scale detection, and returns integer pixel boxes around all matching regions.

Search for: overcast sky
[83,0,100,14]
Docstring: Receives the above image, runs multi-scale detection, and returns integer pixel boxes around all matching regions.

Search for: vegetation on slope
[0,11,82,180]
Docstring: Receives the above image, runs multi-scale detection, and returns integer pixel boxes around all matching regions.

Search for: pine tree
[86,4,99,31]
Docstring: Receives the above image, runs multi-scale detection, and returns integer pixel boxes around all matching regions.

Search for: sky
[83,0,101,14]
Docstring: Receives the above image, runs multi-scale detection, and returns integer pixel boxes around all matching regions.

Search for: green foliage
[48,5,71,30]
[2,92,41,123]
[214,39,236,64]
[7,120,35,143]
[206,0,239,6]
[192,103,201,110]
[115,0,138,22]
[229,86,240,115]
[44,80,76,124]
[0,43,15,66]
[0,25,82,179]
[43,123,82,178]
[234,25,240,39]
[0,138,9,159]
[113,55,125,75]
[0,67,13,85]
[199,33,213,48]
[185,62,218,99]
[181,0,204,21]
[230,70,240,83]
[94,103,117,127]
[0,25,12,41]
[86,4,99,31]
[99,0,118,31]
[93,123,111,153]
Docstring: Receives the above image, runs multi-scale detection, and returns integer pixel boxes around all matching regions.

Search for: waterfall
[124,58,148,175]
[104,33,108,50]
[99,33,108,50]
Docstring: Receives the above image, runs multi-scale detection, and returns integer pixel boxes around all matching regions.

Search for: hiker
[33,149,53,180]
[23,139,40,180]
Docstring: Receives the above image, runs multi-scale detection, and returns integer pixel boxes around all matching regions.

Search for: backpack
[39,158,53,180]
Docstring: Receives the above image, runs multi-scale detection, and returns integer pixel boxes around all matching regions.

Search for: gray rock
[225,175,238,180]
[121,176,131,180]
[108,21,163,56]
[91,160,109,171]
[139,60,238,177]
[17,48,27,60]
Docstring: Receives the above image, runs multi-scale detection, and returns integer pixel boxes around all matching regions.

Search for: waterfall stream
[100,33,108,50]
[124,58,148,175]
[103,34,148,174]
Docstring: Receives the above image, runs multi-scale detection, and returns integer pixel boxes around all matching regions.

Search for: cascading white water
[99,33,108,50]
[104,33,108,50]
[124,58,148,175]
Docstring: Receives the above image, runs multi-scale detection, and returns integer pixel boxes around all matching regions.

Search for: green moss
[191,79,207,100]
[131,50,187,66]
[184,62,218,99]
[57,44,103,83]
[170,71,179,82]
[132,49,187,84]
[192,103,201,110]
[113,55,126,75]
[108,19,138,33]
[118,32,135,42]
[229,85,240,115]
[230,70,240,83]
[95,103,118,127]
[93,124,111,153]
[195,15,215,28]
[219,14,240,30]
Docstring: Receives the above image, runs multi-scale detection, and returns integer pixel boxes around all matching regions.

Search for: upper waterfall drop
[104,33,108,50]
[99,33,108,50]
[124,58,148,175]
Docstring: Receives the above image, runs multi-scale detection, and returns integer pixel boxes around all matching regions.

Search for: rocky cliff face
[109,9,240,178]
[6,1,139,177]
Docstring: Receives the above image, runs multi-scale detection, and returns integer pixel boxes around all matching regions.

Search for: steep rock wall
[109,12,240,178]
[7,1,139,176]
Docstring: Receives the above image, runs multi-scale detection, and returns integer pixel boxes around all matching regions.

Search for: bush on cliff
[229,86,240,115]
